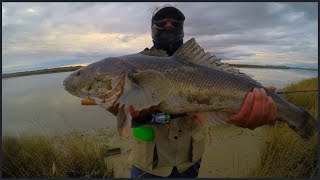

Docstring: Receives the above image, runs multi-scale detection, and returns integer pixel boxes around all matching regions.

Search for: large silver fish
[63,38,317,138]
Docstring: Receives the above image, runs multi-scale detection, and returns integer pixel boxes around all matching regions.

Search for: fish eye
[75,71,81,76]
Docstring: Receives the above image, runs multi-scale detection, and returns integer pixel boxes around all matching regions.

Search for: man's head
[151,5,185,44]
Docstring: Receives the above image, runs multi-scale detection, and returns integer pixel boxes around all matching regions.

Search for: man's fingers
[259,88,270,126]
[107,104,119,116]
[246,88,262,129]
[139,105,158,116]
[267,97,277,125]
[129,105,160,117]
[231,91,255,127]
[231,87,277,130]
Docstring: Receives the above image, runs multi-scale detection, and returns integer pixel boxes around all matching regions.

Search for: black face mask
[153,39,183,56]
[151,7,185,44]
[151,24,184,43]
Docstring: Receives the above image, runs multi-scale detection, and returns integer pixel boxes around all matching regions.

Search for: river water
[2,68,318,136]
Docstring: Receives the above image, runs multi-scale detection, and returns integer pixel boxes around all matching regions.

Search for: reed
[2,131,113,178]
[250,77,318,178]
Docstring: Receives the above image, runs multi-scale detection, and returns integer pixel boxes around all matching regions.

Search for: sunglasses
[152,18,183,29]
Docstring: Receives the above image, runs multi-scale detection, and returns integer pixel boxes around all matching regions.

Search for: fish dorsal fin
[173,38,255,80]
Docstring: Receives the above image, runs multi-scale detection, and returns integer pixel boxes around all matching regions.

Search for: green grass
[250,77,318,178]
[2,132,113,178]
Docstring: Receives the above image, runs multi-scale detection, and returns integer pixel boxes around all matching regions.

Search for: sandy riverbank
[69,125,267,178]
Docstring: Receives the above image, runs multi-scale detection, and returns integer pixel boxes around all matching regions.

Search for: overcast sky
[2,2,318,73]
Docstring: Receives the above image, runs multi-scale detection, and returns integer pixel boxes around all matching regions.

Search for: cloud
[2,2,318,73]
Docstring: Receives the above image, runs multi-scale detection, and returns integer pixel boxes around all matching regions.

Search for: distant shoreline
[228,64,318,71]
[2,66,84,79]
[2,64,318,79]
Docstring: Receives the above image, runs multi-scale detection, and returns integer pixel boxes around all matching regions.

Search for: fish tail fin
[288,107,318,139]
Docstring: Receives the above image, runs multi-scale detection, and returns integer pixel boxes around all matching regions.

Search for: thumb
[267,85,276,92]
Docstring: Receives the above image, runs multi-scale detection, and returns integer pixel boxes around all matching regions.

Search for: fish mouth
[64,73,124,109]
[63,78,81,97]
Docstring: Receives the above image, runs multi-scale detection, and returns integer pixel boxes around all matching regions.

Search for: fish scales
[117,54,253,113]
[63,38,317,139]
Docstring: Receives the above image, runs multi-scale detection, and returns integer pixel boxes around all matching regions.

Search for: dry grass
[2,135,62,177]
[2,131,113,178]
[250,77,318,178]
[60,132,112,178]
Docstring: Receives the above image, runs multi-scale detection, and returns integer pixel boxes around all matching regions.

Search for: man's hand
[107,104,119,116]
[230,86,277,130]
[127,105,160,118]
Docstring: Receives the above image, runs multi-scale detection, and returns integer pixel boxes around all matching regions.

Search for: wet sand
[199,125,266,178]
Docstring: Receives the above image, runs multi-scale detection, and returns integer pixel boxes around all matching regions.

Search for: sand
[90,125,267,178]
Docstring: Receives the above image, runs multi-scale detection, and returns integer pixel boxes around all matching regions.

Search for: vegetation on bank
[2,66,85,79]
[250,77,318,178]
[2,132,113,178]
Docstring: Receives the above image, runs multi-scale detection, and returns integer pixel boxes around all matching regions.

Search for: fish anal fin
[188,111,231,126]
[187,112,205,124]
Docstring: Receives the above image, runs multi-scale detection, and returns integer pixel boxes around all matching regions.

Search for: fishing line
[276,89,318,94]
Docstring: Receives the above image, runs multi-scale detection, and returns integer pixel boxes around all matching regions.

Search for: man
[125,5,277,178]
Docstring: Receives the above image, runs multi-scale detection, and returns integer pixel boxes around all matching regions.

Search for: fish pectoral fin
[118,70,170,111]
[188,111,231,126]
